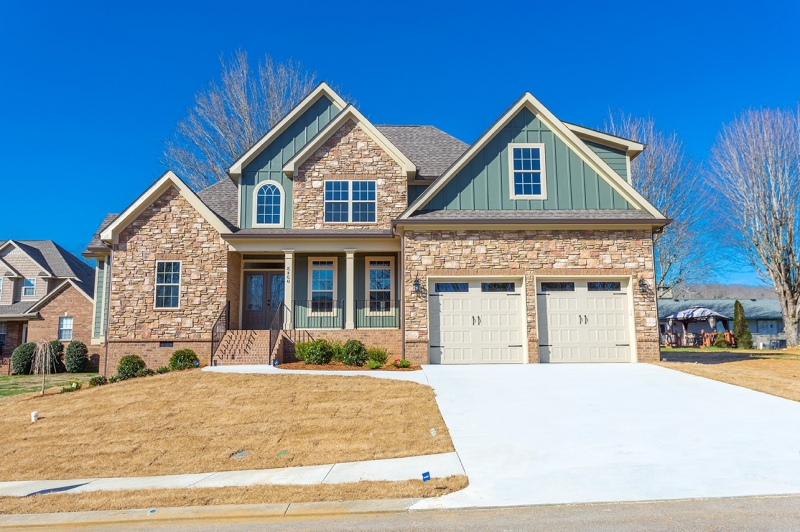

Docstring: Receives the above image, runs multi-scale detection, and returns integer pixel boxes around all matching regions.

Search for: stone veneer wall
[104,186,229,373]
[402,229,660,364]
[293,120,407,230]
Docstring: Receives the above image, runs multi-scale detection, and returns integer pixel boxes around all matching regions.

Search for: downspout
[102,246,114,377]
[651,227,661,360]
[393,224,406,362]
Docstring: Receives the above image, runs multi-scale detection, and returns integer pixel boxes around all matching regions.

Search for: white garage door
[537,280,631,363]
[429,280,524,364]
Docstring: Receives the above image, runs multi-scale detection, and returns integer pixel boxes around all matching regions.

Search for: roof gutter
[221,230,396,240]
[393,217,672,228]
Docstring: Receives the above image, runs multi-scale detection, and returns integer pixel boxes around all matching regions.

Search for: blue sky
[1,0,797,285]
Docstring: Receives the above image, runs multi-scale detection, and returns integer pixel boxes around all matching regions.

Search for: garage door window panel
[540,282,575,292]
[434,282,469,293]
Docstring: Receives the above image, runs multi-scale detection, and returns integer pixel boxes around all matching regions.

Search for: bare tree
[163,51,317,190]
[709,107,800,346]
[603,113,709,291]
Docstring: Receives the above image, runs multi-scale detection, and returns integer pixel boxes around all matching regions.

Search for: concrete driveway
[412,364,800,510]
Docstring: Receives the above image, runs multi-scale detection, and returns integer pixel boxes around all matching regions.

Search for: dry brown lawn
[0,475,469,514]
[0,370,453,481]
[655,353,800,402]
[0,476,468,515]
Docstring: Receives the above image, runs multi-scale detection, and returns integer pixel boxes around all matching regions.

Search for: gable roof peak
[227,82,347,181]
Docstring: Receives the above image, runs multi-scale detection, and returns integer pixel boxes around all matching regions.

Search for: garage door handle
[478,316,481,325]
[579,315,582,324]
[472,316,475,325]
[584,315,588,324]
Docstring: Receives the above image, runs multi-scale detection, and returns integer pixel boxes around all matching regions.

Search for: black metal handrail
[268,301,286,364]
[210,301,230,365]
[292,299,345,329]
[355,300,400,329]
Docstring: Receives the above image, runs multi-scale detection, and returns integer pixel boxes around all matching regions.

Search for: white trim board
[227,82,347,182]
[100,171,231,244]
[400,92,665,220]
[283,105,416,179]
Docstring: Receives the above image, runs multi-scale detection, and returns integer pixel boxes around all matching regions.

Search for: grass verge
[0,369,453,481]
[655,354,800,402]
[0,373,97,398]
[0,476,468,515]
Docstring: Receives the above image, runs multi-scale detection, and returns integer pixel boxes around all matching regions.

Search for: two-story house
[84,83,668,373]
[0,240,95,370]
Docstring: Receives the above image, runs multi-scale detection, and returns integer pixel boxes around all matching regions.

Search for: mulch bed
[277,360,421,371]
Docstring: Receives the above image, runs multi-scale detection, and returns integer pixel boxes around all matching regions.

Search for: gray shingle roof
[405,209,658,223]
[658,299,783,321]
[0,301,37,317]
[7,241,94,295]
[85,214,119,253]
[198,179,238,230]
[377,126,468,179]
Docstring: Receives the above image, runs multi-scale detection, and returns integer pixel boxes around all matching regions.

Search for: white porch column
[344,248,356,329]
[283,249,294,330]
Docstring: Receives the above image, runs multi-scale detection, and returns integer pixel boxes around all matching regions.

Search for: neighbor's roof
[0,301,38,318]
[376,126,469,180]
[84,214,119,254]
[658,299,783,321]
[401,209,665,226]
[1,240,94,294]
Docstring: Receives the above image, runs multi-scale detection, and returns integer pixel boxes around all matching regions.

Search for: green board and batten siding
[240,96,342,229]
[421,108,633,211]
[585,140,628,182]
[92,259,106,338]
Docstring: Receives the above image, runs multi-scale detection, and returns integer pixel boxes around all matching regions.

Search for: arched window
[254,182,283,226]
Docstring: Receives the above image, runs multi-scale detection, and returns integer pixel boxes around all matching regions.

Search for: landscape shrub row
[294,339,394,368]
[11,340,89,375]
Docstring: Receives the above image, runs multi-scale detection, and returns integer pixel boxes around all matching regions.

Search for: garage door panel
[430,280,524,364]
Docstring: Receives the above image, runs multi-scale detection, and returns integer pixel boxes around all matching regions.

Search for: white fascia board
[282,105,417,179]
[100,171,231,244]
[227,82,347,181]
[564,123,646,158]
[401,93,664,220]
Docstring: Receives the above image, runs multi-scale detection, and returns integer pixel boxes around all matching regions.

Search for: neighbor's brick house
[84,84,668,374]
[0,240,96,373]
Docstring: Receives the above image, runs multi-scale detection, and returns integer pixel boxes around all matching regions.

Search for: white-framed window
[253,181,284,227]
[508,143,547,199]
[154,261,181,309]
[23,278,36,297]
[0,277,3,299]
[324,180,376,223]
[308,257,337,314]
[58,316,73,341]
[366,257,394,314]
[0,322,6,347]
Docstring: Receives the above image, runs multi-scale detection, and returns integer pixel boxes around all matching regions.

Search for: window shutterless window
[23,278,36,296]
[0,322,6,347]
[366,257,394,313]
[508,143,547,199]
[324,181,376,223]
[58,316,73,341]
[309,258,337,314]
[434,282,469,293]
[254,181,284,227]
[155,261,181,309]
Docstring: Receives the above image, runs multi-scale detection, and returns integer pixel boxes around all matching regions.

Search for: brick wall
[103,340,209,375]
[108,187,229,341]
[1,321,25,360]
[293,120,407,230]
[403,229,659,364]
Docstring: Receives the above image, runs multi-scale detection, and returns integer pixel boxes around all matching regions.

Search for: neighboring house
[84,83,668,373]
[658,298,796,349]
[0,240,96,372]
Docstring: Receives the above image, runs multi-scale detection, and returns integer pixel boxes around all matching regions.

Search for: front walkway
[0,453,463,497]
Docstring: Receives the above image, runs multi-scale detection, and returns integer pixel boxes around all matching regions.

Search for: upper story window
[508,143,547,200]
[22,278,36,297]
[58,316,73,341]
[155,261,181,309]
[324,181,376,223]
[254,181,284,227]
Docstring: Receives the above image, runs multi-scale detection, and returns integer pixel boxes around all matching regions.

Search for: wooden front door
[243,272,285,330]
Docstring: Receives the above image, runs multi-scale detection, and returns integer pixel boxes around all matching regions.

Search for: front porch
[211,248,402,365]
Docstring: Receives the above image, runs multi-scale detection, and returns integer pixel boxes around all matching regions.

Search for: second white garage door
[429,279,525,364]
[537,279,632,363]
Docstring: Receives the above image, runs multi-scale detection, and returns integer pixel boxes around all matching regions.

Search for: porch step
[211,330,275,366]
